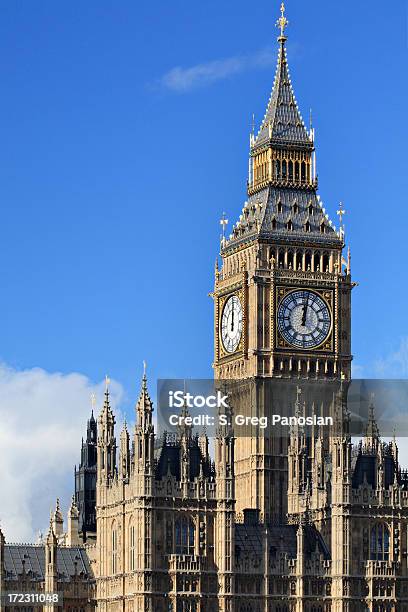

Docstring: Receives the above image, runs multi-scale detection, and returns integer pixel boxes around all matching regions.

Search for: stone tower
[75,407,97,540]
[213,2,353,522]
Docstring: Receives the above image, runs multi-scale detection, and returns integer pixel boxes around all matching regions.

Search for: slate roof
[235,523,330,561]
[254,39,311,149]
[4,545,93,582]
[225,186,342,250]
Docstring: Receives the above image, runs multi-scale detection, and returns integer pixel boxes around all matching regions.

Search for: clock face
[221,295,243,353]
[277,290,331,349]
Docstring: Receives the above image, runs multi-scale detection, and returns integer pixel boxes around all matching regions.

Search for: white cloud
[374,337,408,378]
[160,48,275,92]
[0,364,124,543]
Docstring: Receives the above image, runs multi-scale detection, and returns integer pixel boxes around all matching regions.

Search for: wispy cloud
[159,48,275,93]
[0,363,124,543]
[374,337,408,378]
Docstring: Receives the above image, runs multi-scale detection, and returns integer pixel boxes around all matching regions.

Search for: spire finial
[337,202,346,227]
[91,392,96,414]
[143,360,147,378]
[276,2,288,39]
[220,212,228,246]
[105,374,111,395]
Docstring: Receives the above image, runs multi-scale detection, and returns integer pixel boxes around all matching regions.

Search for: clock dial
[277,290,331,349]
[221,295,243,353]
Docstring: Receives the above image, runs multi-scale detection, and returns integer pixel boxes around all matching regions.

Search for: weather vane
[276,2,288,37]
[220,212,229,244]
[336,202,346,230]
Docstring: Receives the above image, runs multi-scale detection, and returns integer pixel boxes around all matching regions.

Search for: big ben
[213,3,353,523]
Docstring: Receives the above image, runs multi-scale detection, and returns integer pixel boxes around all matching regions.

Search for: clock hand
[301,302,308,327]
[231,308,234,333]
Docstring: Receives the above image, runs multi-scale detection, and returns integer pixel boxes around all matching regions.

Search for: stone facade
[1,5,407,612]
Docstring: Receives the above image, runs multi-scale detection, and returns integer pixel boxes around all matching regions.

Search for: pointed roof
[364,395,380,447]
[253,16,311,149]
[136,364,153,430]
[225,186,342,250]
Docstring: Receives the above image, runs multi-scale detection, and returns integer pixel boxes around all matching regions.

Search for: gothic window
[282,160,287,179]
[370,523,390,561]
[288,160,293,180]
[305,252,312,270]
[292,201,298,214]
[275,160,281,179]
[112,526,117,574]
[272,217,277,230]
[320,221,326,233]
[287,251,294,268]
[175,516,195,555]
[323,253,330,272]
[287,219,293,232]
[304,220,311,232]
[295,161,300,181]
[129,523,135,571]
[278,249,285,268]
[301,161,306,182]
[308,203,314,215]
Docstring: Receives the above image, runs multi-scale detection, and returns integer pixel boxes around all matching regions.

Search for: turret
[52,498,64,538]
[66,496,80,546]
[44,520,58,611]
[119,420,130,480]
[97,378,117,482]
[134,366,155,489]
[75,403,98,540]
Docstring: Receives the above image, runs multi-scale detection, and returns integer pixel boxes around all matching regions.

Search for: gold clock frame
[275,286,334,353]
[217,286,246,360]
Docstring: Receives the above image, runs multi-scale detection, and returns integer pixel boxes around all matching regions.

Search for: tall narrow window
[112,528,117,574]
[175,517,195,555]
[129,524,135,571]
[370,524,390,561]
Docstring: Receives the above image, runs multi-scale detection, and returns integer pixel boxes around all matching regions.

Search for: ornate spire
[364,394,380,450]
[136,363,153,431]
[253,3,310,150]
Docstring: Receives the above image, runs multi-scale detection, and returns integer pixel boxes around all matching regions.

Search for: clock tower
[213,4,353,522]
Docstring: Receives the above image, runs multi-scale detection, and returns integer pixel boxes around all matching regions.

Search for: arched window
[282,160,287,179]
[370,523,390,561]
[112,526,117,574]
[295,161,300,181]
[175,516,195,555]
[304,221,311,233]
[287,220,293,232]
[288,160,293,181]
[129,523,135,571]
[301,161,306,182]
[275,160,281,179]
[287,251,294,268]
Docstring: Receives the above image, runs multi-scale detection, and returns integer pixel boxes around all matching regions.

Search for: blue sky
[0,0,407,411]
[0,0,407,541]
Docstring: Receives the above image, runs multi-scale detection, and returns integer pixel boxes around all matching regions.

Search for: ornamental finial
[276,2,288,39]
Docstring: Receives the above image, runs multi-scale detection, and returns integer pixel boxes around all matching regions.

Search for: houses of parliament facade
[2,4,408,611]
